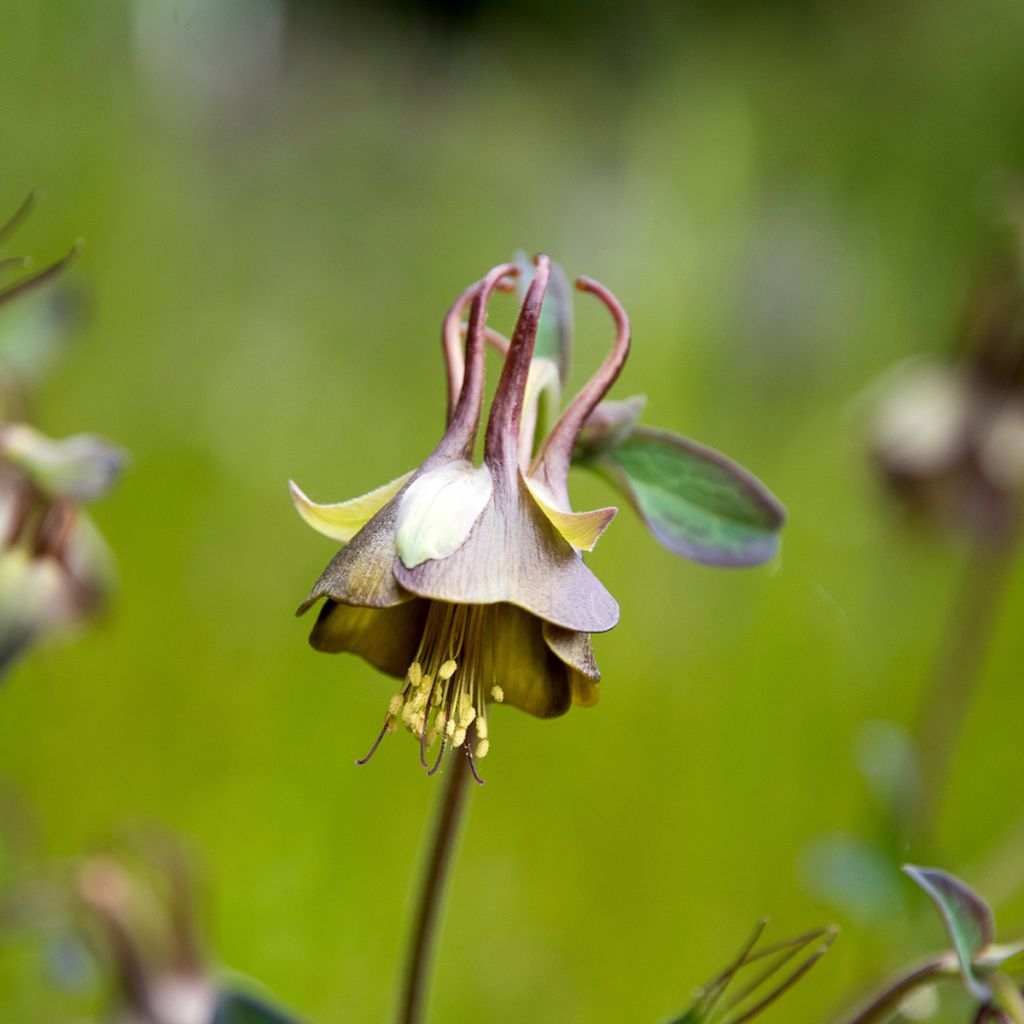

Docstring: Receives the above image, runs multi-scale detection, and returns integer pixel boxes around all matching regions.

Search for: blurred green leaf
[904,864,995,1000]
[576,426,785,566]
[212,990,303,1024]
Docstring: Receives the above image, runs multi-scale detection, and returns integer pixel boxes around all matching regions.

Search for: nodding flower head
[291,256,630,781]
[292,254,785,781]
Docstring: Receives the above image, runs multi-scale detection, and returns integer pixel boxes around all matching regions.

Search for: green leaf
[576,426,785,567]
[515,252,572,383]
[904,864,995,1000]
[212,989,304,1024]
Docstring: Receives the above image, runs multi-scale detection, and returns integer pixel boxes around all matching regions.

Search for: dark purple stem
[531,277,631,506]
[397,753,471,1024]
[833,954,956,1024]
[484,254,551,469]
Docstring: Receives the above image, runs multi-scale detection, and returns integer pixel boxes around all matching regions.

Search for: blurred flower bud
[0,428,124,680]
[0,425,126,502]
[869,257,1024,540]
[73,839,299,1024]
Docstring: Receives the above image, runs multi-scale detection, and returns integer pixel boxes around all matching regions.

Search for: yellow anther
[432,683,443,703]
[446,718,456,737]
[419,674,433,693]
[388,694,404,716]
[453,727,467,747]
[386,717,397,735]
[476,718,488,740]
[491,685,504,703]
[439,659,457,680]
[459,705,476,728]
[476,738,489,759]
[408,662,422,686]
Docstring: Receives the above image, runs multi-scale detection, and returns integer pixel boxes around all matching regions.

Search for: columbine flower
[291,257,622,780]
[292,255,785,779]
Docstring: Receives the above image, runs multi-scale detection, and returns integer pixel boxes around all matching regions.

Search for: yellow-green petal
[525,477,617,552]
[491,604,571,718]
[309,598,429,678]
[289,472,413,543]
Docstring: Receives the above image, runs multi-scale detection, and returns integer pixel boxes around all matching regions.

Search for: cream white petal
[395,461,493,569]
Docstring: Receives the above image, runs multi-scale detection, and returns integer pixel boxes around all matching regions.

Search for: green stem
[834,954,958,1024]
[914,523,1019,835]
[397,754,471,1024]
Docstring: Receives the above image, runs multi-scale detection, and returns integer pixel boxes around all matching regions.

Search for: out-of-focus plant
[869,268,1024,541]
[664,920,837,1024]
[0,193,125,679]
[0,828,301,1024]
[866,214,1024,837]
[835,866,1024,1024]
[0,424,125,677]
[290,254,785,1024]
[74,839,300,1024]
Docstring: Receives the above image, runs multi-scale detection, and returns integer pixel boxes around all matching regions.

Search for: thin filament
[355,716,393,766]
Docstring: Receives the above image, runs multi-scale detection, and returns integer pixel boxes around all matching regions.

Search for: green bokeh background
[3,1,1024,1021]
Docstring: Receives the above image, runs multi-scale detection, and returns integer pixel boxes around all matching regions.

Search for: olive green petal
[542,622,600,679]
[568,670,600,708]
[309,598,429,678]
[543,623,600,709]
[298,498,409,611]
[492,604,572,718]
[393,474,619,633]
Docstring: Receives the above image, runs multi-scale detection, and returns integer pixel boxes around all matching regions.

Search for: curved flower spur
[291,255,785,781]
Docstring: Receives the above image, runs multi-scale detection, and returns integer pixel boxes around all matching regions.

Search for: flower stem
[913,522,1019,836]
[398,753,471,1024]
[834,953,957,1024]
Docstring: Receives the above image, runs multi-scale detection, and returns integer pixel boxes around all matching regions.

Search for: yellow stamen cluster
[383,603,498,765]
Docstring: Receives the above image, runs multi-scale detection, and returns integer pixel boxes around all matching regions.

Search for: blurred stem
[398,753,471,1024]
[914,521,1019,836]
[835,953,957,1024]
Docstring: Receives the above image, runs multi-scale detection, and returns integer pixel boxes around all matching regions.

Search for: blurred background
[3,0,1024,1020]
